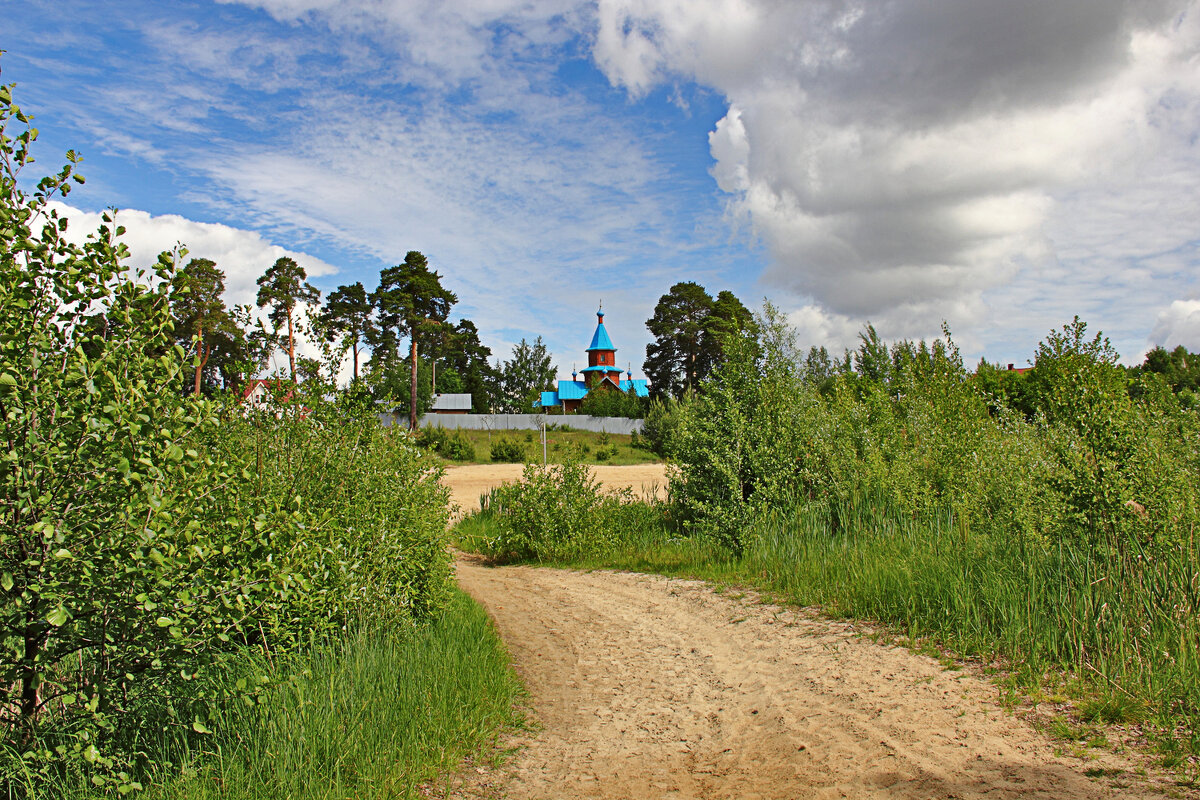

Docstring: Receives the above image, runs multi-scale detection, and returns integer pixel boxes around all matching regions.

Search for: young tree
[319,281,375,381]
[497,336,556,412]
[169,257,230,396]
[256,256,320,381]
[371,251,457,429]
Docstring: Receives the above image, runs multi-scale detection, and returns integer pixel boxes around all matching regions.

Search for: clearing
[441,465,1173,799]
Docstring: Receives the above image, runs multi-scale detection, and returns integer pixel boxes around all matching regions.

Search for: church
[536,306,650,413]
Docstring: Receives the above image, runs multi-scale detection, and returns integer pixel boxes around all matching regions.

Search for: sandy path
[441,462,668,517]
[452,561,1162,800]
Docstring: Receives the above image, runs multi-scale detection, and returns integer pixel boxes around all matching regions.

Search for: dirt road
[454,562,1161,800]
[443,465,1164,799]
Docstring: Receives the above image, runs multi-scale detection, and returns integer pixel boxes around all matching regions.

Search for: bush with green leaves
[414,424,474,461]
[476,460,643,561]
[578,386,645,419]
[0,80,451,792]
[639,397,683,457]
[669,304,1200,555]
[440,430,476,461]
[489,437,525,463]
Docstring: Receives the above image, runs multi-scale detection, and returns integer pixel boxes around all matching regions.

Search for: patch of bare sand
[444,559,1174,800]
[441,463,668,518]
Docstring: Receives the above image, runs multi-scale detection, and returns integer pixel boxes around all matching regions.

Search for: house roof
[586,312,616,352]
[619,379,650,397]
[537,377,650,406]
[556,380,589,400]
[431,393,472,411]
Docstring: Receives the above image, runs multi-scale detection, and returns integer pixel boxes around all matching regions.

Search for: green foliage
[0,82,452,792]
[496,337,555,413]
[255,256,320,381]
[669,306,1200,557]
[469,461,656,561]
[489,437,525,463]
[127,588,522,800]
[439,319,500,414]
[369,251,458,428]
[169,257,243,397]
[1131,344,1200,406]
[643,282,756,399]
[415,425,475,461]
[318,281,375,382]
[639,397,683,457]
[578,386,645,418]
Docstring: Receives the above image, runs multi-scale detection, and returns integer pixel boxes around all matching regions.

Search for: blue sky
[6,0,1200,379]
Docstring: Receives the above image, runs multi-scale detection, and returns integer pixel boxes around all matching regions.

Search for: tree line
[166,251,559,423]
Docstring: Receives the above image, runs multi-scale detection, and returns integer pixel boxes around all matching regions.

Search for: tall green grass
[744,498,1199,738]
[19,587,524,800]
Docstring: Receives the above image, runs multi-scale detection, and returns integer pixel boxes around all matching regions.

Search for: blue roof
[556,380,589,400]
[579,364,620,373]
[540,378,648,406]
[586,320,615,352]
[619,379,650,397]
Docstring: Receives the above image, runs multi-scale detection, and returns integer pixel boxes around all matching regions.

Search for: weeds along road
[444,465,1167,799]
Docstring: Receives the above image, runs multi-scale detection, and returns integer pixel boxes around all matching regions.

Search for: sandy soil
[451,560,1166,800]
[440,462,669,517]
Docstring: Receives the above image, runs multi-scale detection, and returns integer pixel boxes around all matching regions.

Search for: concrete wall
[380,412,644,435]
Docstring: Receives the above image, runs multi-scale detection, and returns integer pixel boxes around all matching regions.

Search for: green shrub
[477,461,643,560]
[490,437,525,463]
[441,430,476,461]
[415,424,450,451]
[640,398,682,457]
[579,387,645,418]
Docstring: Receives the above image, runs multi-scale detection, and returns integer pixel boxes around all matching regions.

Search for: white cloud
[49,202,337,307]
[1151,300,1200,350]
[594,0,1200,358]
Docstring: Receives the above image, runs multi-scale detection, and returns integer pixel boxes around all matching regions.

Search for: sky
[5,0,1200,382]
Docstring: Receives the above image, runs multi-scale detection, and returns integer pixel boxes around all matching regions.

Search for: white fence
[380,412,644,435]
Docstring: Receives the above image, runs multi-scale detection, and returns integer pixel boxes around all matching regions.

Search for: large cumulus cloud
[596,0,1200,351]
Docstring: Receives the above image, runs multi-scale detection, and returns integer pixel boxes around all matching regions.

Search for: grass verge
[28,587,524,800]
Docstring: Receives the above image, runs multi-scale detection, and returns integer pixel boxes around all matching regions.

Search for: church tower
[579,307,623,389]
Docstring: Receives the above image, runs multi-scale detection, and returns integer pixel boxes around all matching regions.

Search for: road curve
[450,557,1162,800]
